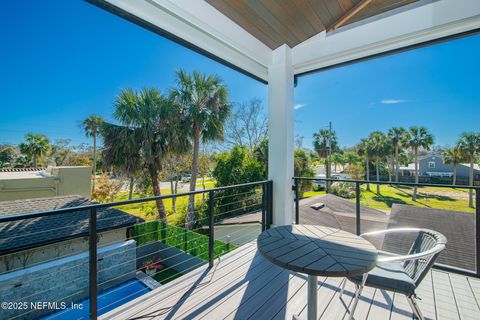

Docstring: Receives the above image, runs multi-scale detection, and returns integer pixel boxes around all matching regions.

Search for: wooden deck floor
[102,242,480,320]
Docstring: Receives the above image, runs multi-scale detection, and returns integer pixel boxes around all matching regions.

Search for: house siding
[418,155,480,180]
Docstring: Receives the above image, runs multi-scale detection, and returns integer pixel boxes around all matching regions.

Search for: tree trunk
[366,157,370,191]
[33,154,38,169]
[453,163,457,185]
[170,178,176,212]
[128,176,134,200]
[187,124,200,229]
[469,156,474,208]
[174,178,178,208]
[92,133,97,192]
[202,175,207,200]
[387,156,392,182]
[395,145,399,182]
[413,148,418,201]
[149,165,166,221]
[376,157,380,195]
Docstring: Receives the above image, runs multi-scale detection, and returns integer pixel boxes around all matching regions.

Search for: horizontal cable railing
[293,176,480,278]
[0,180,273,320]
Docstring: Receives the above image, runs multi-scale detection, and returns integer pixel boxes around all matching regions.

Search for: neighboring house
[0,166,92,201]
[0,195,143,272]
[399,154,480,180]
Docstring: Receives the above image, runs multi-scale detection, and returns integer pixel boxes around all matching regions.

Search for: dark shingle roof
[0,195,143,254]
[384,204,474,271]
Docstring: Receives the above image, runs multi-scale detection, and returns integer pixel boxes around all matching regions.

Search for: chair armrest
[378,244,445,263]
[360,228,423,238]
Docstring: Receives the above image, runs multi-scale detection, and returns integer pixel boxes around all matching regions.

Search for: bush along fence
[132,221,236,261]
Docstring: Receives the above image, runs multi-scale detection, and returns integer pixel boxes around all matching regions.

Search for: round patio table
[257,225,377,320]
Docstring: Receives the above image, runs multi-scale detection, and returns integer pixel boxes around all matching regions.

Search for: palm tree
[107,88,189,220]
[253,138,268,178]
[19,133,50,168]
[171,69,230,229]
[331,152,344,173]
[443,145,464,185]
[368,131,391,194]
[406,126,434,201]
[82,115,105,192]
[343,151,359,167]
[356,138,372,191]
[388,127,407,182]
[101,122,143,200]
[458,132,480,208]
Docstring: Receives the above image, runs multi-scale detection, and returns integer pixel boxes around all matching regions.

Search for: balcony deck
[102,241,480,320]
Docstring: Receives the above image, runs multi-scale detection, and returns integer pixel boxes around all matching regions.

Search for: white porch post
[268,45,295,226]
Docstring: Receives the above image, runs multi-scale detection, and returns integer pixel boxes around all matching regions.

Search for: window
[428,161,436,168]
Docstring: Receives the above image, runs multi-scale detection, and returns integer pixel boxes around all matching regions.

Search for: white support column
[268,45,295,226]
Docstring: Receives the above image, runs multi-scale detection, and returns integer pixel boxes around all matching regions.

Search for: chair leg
[407,295,425,320]
[348,274,368,320]
[340,278,347,297]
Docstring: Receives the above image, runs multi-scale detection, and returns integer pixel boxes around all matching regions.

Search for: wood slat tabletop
[257,225,378,277]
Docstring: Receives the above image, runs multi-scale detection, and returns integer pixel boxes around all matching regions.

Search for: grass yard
[196,177,216,189]
[113,189,208,225]
[357,184,474,212]
[302,184,474,213]
[303,190,326,198]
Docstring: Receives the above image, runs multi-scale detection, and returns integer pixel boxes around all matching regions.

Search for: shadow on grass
[391,185,457,201]
[364,194,460,212]
[370,195,409,208]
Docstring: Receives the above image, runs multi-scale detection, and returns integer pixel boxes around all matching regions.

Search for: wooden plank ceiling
[206,0,419,49]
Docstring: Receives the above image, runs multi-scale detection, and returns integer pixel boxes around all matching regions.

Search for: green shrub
[294,149,315,197]
[212,145,264,219]
[331,182,356,199]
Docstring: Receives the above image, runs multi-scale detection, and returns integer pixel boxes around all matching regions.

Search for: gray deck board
[101,242,480,320]
[390,292,414,320]
[366,289,394,320]
[349,285,376,320]
[448,273,480,320]
[415,271,436,320]
[432,271,461,320]
[467,276,480,308]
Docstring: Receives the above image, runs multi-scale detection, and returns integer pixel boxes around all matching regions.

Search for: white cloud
[294,103,306,110]
[381,99,408,105]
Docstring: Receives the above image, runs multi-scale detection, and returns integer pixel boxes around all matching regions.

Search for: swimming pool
[40,279,151,319]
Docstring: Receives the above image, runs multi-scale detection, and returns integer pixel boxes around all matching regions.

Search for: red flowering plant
[142,256,163,271]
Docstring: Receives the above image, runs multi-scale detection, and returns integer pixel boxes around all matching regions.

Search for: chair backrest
[403,229,447,285]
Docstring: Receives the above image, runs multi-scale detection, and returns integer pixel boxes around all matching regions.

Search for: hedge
[132,221,236,261]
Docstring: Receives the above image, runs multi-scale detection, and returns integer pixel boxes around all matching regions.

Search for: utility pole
[326,121,332,193]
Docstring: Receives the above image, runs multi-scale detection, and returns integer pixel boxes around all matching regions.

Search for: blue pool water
[40,279,150,319]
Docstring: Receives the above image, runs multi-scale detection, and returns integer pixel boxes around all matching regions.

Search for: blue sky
[0,0,267,145]
[296,34,480,148]
[1,1,479,150]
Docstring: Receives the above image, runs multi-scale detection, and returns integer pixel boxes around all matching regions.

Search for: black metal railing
[293,176,480,278]
[0,180,273,320]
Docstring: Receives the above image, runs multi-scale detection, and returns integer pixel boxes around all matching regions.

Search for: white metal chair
[340,228,447,320]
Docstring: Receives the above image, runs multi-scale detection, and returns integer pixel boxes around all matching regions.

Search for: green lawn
[303,190,326,198]
[196,178,216,189]
[113,189,207,225]
[357,184,474,212]
[302,184,474,213]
